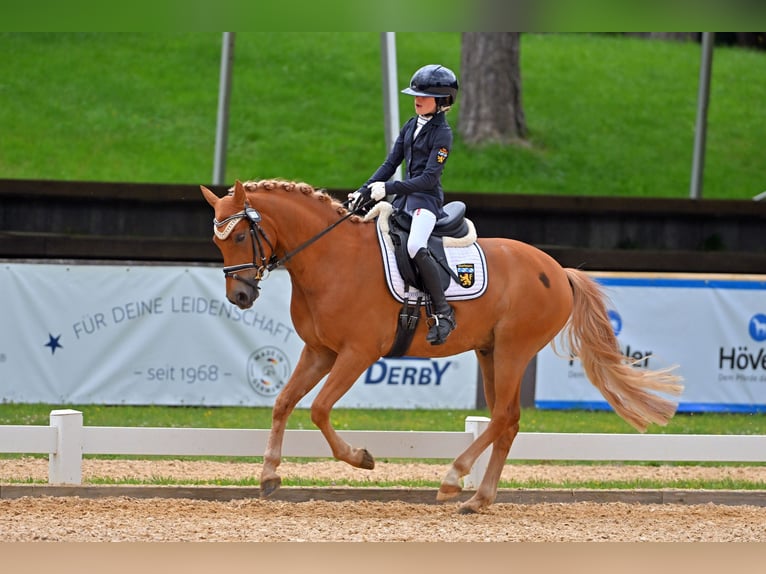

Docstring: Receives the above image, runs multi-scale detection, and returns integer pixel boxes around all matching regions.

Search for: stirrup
[426,309,456,345]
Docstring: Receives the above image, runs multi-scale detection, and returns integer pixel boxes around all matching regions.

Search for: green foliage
[0,33,762,198]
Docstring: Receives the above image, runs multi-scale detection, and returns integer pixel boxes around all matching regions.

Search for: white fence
[1,409,765,488]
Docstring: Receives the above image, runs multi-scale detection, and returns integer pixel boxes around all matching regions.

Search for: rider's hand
[347,190,361,203]
[348,186,370,210]
[370,181,387,201]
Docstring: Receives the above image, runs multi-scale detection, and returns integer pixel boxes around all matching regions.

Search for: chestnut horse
[200,179,683,514]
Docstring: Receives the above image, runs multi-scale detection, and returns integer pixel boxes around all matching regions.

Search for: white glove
[347,190,362,203]
[370,181,387,201]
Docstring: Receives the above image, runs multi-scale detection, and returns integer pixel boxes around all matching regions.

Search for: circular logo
[749,313,766,342]
[607,309,622,337]
[246,346,291,397]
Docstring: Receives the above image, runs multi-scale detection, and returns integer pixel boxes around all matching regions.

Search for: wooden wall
[2,179,764,273]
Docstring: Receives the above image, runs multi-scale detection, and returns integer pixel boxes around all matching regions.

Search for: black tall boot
[413,248,456,345]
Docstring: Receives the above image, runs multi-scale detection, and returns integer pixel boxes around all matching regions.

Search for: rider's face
[414,96,437,115]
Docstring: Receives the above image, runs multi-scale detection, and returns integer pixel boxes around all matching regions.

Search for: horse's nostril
[233,288,256,309]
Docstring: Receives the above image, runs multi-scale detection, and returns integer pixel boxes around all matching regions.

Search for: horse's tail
[559,268,684,432]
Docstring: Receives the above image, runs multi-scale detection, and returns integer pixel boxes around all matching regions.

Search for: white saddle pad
[365,202,488,303]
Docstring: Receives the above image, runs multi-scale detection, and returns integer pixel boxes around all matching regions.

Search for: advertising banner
[0,262,477,409]
[536,273,766,413]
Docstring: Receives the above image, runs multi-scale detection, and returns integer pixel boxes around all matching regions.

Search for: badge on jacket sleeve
[436,147,449,163]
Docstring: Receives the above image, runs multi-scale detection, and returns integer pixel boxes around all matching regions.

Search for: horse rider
[350,64,459,345]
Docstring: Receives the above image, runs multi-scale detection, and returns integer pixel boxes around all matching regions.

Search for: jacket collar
[408,111,446,140]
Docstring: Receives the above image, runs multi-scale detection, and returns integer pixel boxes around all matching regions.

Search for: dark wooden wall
[1,179,764,273]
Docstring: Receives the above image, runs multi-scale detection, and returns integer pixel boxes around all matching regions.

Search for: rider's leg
[408,209,456,345]
[406,208,436,260]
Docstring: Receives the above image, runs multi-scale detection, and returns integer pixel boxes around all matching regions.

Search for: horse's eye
[234,233,247,243]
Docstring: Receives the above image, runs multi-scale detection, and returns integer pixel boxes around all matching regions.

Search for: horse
[200,178,684,514]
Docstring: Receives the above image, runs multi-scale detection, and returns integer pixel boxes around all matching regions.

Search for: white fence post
[463,415,491,489]
[49,409,83,485]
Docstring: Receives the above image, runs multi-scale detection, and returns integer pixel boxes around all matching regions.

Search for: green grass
[1,32,763,198]
[4,461,765,491]
[2,403,765,435]
[34,476,766,491]
[5,472,765,492]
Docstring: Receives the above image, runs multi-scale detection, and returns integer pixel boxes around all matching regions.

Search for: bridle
[213,197,372,293]
[213,204,275,292]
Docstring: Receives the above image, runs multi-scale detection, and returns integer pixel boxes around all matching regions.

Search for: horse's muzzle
[229,287,258,309]
[224,268,263,309]
[228,282,260,309]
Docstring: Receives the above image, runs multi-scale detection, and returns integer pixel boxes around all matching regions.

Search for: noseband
[213,198,371,292]
[213,204,276,292]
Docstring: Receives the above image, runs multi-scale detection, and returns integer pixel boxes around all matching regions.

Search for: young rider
[350,64,459,345]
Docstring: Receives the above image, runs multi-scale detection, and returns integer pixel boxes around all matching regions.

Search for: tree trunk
[458,32,526,145]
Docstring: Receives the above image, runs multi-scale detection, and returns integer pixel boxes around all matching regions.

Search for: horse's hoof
[457,503,480,515]
[260,476,282,498]
[359,448,375,470]
[436,484,462,501]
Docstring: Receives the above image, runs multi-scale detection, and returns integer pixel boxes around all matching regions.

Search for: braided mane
[231,178,367,223]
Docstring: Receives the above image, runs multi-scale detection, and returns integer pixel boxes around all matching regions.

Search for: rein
[214,198,372,291]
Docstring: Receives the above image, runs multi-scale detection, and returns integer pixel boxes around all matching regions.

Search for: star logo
[45,333,63,355]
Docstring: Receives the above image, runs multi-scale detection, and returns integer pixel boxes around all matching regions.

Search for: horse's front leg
[309,351,379,470]
[260,345,336,498]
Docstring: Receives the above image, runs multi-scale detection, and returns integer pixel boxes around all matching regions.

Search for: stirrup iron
[425,306,456,345]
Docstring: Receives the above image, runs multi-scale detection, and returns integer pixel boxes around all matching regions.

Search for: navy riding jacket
[365,111,453,218]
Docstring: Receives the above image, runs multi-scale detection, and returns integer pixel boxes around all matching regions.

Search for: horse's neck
[265,195,373,269]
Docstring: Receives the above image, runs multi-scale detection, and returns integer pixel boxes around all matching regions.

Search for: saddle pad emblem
[456,263,475,288]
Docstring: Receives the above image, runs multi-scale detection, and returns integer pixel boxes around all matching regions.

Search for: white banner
[536,273,766,413]
[0,262,477,409]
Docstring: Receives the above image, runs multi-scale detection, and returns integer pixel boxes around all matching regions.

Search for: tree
[458,32,527,145]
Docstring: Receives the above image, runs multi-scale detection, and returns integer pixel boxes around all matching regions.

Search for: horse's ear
[200,185,219,208]
[232,180,246,208]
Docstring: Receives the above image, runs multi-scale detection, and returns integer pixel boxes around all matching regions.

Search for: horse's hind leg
[260,345,336,498]
[458,423,517,514]
[438,348,496,500]
[439,346,526,513]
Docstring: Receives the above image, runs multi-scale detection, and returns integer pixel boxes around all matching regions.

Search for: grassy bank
[1,32,763,198]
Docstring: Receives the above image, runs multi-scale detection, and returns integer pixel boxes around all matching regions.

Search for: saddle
[364,201,486,357]
[387,202,470,292]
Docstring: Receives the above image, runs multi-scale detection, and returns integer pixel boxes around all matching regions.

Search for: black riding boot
[413,248,456,345]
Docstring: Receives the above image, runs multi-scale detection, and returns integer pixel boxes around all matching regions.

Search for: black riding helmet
[401,64,459,110]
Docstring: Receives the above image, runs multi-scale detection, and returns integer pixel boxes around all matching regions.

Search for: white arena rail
[1,409,765,487]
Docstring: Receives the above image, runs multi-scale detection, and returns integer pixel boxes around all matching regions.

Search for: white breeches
[407,208,437,259]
